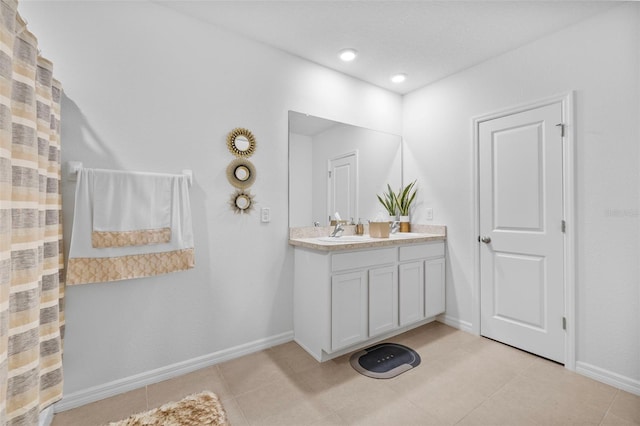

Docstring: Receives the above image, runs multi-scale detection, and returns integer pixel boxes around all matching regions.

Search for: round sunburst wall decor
[226,158,256,189]
[230,189,255,214]
[226,128,256,158]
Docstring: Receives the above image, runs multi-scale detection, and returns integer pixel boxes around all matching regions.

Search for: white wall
[403,3,640,390]
[289,132,313,226]
[20,1,402,397]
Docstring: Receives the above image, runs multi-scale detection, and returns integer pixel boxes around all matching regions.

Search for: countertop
[289,224,446,252]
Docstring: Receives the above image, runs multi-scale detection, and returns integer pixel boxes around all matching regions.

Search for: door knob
[481,236,491,244]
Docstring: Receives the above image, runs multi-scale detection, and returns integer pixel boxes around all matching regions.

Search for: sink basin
[389,232,428,239]
[316,236,376,243]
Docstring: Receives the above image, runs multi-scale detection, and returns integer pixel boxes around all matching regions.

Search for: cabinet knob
[481,236,491,244]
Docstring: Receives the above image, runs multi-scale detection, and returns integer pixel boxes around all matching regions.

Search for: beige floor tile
[457,396,539,426]
[218,349,295,396]
[461,336,538,373]
[255,399,335,426]
[489,374,609,426]
[608,390,640,424]
[268,341,322,374]
[220,397,250,426]
[309,413,346,426]
[336,398,443,426]
[431,347,523,397]
[297,363,390,413]
[400,371,489,424]
[401,326,479,362]
[234,374,323,425]
[52,388,147,426]
[601,412,640,426]
[521,358,618,411]
[146,365,232,408]
[50,323,639,426]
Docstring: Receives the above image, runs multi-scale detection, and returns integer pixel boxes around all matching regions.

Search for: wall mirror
[227,128,256,158]
[288,111,402,227]
[230,190,254,213]
[226,158,256,189]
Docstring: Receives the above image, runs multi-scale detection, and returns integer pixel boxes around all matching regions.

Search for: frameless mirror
[235,165,250,181]
[234,136,250,152]
[288,111,402,227]
[227,128,256,158]
[236,194,250,209]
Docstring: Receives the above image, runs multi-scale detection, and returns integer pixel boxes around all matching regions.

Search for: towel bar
[67,161,193,187]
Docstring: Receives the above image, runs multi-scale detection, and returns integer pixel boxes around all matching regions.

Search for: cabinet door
[331,270,367,351]
[425,257,446,318]
[399,261,425,326]
[368,265,398,337]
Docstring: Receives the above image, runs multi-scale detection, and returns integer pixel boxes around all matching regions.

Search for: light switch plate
[261,207,271,223]
[425,208,433,221]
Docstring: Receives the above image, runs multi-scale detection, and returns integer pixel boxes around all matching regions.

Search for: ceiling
[159,1,619,95]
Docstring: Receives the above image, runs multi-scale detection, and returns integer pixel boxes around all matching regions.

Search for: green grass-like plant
[394,180,418,216]
[377,184,397,217]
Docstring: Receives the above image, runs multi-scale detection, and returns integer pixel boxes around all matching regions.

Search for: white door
[328,152,357,221]
[479,102,565,363]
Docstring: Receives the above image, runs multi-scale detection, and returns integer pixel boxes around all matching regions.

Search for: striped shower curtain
[0,0,65,424]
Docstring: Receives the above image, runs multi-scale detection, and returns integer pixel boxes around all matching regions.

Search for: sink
[315,236,376,243]
[389,232,431,239]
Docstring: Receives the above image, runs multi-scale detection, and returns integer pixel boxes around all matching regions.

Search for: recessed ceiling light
[339,48,358,62]
[391,73,407,83]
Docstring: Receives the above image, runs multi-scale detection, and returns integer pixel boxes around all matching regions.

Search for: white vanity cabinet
[293,239,445,361]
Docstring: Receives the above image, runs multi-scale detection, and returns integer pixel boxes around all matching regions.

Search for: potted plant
[377,183,397,221]
[394,180,417,232]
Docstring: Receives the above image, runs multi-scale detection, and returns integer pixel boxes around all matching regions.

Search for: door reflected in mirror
[288,111,402,227]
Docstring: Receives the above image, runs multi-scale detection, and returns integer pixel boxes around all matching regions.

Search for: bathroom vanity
[289,228,446,361]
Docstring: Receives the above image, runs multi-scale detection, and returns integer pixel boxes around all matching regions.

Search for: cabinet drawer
[399,241,444,262]
[332,247,396,272]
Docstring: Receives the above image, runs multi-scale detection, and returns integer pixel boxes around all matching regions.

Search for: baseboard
[576,361,640,396]
[54,330,294,413]
[39,405,54,426]
[437,314,473,333]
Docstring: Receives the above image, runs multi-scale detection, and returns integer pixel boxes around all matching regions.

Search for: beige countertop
[289,224,446,252]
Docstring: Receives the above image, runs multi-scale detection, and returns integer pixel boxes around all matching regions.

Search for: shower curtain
[0,0,65,424]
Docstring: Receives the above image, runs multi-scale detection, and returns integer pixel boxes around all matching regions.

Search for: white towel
[92,169,173,247]
[67,168,195,285]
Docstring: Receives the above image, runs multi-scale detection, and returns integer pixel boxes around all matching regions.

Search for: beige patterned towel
[67,168,195,285]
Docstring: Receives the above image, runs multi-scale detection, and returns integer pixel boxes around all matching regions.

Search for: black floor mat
[349,343,421,379]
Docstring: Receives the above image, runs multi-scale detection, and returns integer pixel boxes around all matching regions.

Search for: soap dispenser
[356,218,364,235]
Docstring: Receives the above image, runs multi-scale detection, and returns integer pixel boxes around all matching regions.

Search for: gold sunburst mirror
[230,189,255,214]
[226,158,256,189]
[226,128,256,158]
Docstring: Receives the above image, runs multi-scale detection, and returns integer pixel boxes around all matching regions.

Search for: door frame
[471,92,576,370]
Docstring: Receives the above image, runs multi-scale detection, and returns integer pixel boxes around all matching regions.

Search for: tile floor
[52,322,640,425]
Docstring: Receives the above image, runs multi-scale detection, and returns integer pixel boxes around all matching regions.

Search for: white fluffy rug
[109,391,229,426]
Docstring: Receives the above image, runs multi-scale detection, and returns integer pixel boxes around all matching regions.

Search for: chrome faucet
[330,222,344,237]
[390,220,400,234]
